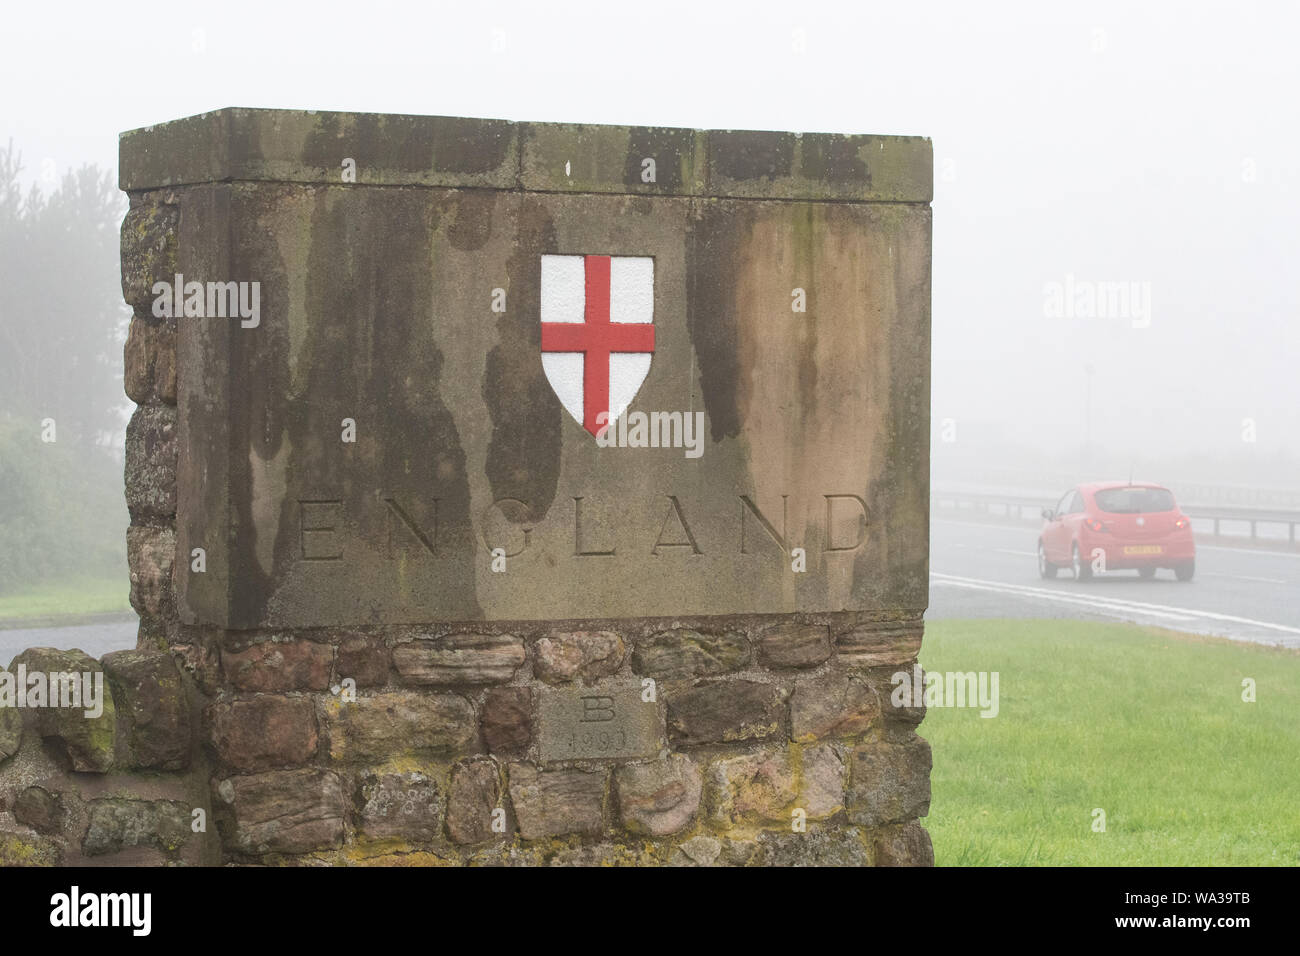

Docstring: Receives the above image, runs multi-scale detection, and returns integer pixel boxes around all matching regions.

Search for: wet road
[928,517,1300,646]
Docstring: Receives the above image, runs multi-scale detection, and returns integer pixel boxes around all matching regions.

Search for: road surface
[929,516,1300,647]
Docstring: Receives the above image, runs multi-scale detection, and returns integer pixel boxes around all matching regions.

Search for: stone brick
[9,648,116,772]
[756,623,831,669]
[799,744,846,819]
[82,798,189,857]
[614,754,703,836]
[14,787,63,834]
[838,625,923,667]
[847,733,932,825]
[393,634,524,685]
[873,820,935,866]
[666,679,783,746]
[750,827,873,866]
[216,768,345,855]
[325,690,476,763]
[123,318,176,405]
[102,648,191,770]
[446,756,504,845]
[507,764,606,840]
[120,200,179,313]
[210,696,318,772]
[874,667,927,725]
[790,670,880,741]
[671,835,722,866]
[221,639,333,692]
[126,524,175,619]
[357,769,441,842]
[709,749,797,826]
[534,630,625,684]
[630,629,750,679]
[125,403,177,520]
[481,686,533,754]
[0,703,21,763]
[335,633,390,687]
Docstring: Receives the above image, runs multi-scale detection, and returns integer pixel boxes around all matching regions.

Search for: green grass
[0,576,131,624]
[919,619,1300,866]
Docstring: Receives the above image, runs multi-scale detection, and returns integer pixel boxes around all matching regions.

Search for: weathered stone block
[480,686,533,754]
[873,820,935,866]
[756,623,832,669]
[630,629,750,679]
[120,200,179,312]
[357,769,441,843]
[709,749,797,826]
[790,670,881,741]
[335,633,390,687]
[221,639,333,692]
[393,634,524,685]
[124,403,177,520]
[14,787,63,834]
[82,798,189,857]
[445,756,504,845]
[666,679,783,746]
[126,524,175,620]
[0,703,21,763]
[847,733,932,826]
[534,630,625,684]
[749,826,874,867]
[210,696,317,772]
[507,764,606,840]
[8,648,116,772]
[614,754,702,836]
[216,768,345,855]
[537,682,663,762]
[102,648,191,770]
[123,317,177,405]
[324,690,475,763]
[799,743,846,819]
[838,624,923,668]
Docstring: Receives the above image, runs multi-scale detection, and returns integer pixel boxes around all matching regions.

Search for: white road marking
[1201,573,1288,585]
[991,548,1036,557]
[1197,544,1300,560]
[930,572,1300,637]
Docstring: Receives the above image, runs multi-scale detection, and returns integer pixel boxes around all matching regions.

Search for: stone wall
[0,109,932,866]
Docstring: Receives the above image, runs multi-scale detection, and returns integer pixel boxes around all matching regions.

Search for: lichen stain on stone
[482,198,562,522]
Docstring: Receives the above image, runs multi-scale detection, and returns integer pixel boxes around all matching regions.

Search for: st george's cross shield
[539,254,655,436]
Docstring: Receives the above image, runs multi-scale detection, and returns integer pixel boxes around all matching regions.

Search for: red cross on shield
[540,254,655,436]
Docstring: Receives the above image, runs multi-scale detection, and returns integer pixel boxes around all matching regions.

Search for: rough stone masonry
[0,108,932,866]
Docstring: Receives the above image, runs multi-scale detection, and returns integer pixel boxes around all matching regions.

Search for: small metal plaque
[537,683,663,763]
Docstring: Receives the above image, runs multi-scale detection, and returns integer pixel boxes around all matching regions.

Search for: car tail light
[1174,515,1191,530]
[1084,518,1107,532]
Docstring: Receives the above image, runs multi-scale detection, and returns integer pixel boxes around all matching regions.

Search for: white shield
[539,254,655,436]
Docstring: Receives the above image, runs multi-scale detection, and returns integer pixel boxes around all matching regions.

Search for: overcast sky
[4,0,1296,481]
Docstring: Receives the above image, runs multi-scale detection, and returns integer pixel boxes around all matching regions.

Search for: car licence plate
[1124,545,1163,555]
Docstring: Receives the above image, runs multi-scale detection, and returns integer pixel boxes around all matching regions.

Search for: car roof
[1077,481,1170,493]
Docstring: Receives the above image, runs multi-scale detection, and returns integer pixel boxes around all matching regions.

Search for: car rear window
[1094,487,1176,514]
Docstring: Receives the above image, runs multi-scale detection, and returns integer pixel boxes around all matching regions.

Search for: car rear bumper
[1079,533,1196,568]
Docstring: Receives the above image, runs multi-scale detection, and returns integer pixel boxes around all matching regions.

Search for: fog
[3,0,1297,506]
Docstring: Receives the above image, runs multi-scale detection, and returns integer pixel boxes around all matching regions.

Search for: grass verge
[920,618,1300,865]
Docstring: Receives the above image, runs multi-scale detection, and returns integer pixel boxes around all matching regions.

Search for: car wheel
[1072,544,1092,581]
[1037,541,1058,579]
[1138,566,1156,580]
[1175,561,1195,582]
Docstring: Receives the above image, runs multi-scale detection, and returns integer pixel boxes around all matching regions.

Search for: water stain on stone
[800,134,870,186]
[687,200,744,441]
[482,198,562,521]
[710,131,795,182]
[441,190,496,251]
[624,126,695,191]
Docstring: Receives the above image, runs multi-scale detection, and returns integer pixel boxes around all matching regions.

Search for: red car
[1037,481,1196,581]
